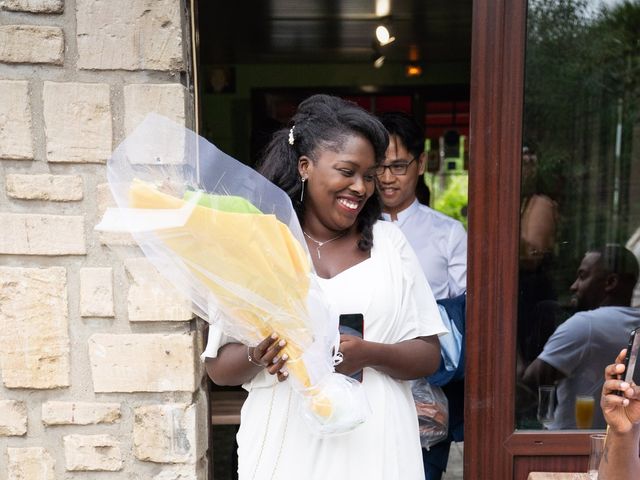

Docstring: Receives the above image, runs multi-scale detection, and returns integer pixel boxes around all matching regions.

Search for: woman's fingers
[629,384,640,400]
[262,338,287,364]
[604,363,626,383]
[251,333,289,379]
[253,333,279,358]
[270,353,289,382]
[603,378,629,395]
[266,353,289,376]
[252,334,287,365]
[602,390,630,410]
[602,378,630,403]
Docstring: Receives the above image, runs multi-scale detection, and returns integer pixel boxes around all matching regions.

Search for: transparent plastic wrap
[411,378,449,450]
[95,114,368,435]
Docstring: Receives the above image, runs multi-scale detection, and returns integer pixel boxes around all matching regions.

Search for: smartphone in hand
[339,313,364,382]
[620,326,640,392]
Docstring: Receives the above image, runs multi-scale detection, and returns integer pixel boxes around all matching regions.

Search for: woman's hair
[258,94,389,251]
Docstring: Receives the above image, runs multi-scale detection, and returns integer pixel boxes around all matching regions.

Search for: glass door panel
[515,0,640,432]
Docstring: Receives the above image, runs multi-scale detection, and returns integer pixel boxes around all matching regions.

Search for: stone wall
[0,0,208,478]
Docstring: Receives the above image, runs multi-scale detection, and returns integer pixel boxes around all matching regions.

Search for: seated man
[523,244,640,429]
[599,350,640,479]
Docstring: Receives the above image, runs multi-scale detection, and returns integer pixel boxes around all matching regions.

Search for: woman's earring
[300,177,306,202]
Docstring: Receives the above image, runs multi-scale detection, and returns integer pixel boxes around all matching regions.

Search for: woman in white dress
[204,94,446,480]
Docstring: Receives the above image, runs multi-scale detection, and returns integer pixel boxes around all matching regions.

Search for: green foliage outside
[523,0,640,283]
[428,173,469,229]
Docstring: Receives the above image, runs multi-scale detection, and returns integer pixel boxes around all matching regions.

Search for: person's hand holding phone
[336,334,369,378]
[601,349,640,434]
[337,313,366,380]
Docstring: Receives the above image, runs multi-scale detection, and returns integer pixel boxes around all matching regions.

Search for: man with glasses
[377,112,467,300]
[378,112,468,480]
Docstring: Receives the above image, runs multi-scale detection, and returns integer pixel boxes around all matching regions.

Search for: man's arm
[600,425,640,479]
[522,314,585,388]
[523,358,566,387]
[599,351,640,479]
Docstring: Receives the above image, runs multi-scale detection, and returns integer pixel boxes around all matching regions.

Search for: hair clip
[288,125,295,145]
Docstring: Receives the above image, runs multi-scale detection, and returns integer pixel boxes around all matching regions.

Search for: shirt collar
[381,198,420,225]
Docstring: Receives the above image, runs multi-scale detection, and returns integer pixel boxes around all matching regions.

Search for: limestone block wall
[0,0,209,478]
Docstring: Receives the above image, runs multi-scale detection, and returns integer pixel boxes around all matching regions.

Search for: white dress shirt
[382,199,467,299]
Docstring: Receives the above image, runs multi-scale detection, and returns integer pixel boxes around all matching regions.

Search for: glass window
[515,0,640,431]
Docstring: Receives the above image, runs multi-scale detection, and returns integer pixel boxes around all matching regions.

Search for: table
[527,473,590,480]
[210,390,247,425]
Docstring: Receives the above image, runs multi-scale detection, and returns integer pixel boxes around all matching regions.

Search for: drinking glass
[575,394,595,429]
[587,433,606,479]
[536,385,556,429]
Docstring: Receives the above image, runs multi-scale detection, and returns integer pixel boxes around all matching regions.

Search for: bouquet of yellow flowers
[96,114,368,435]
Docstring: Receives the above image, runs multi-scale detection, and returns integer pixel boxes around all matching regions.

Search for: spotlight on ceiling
[375,25,395,46]
[373,55,386,69]
[375,0,391,17]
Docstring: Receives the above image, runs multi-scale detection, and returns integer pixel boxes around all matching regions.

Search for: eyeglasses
[375,157,417,177]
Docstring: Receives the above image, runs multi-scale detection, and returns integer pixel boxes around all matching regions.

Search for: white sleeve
[200,309,238,361]
[383,222,449,340]
[200,310,274,391]
[447,221,467,298]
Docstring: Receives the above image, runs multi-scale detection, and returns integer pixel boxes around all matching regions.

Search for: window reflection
[515,0,640,430]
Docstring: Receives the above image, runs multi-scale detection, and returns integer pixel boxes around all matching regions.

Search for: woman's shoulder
[372,220,410,248]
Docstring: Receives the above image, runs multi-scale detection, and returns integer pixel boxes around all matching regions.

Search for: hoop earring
[300,177,306,202]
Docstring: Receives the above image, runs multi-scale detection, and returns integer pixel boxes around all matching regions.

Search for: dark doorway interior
[195,2,472,479]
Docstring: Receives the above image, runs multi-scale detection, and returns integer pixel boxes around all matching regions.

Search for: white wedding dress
[203,221,447,480]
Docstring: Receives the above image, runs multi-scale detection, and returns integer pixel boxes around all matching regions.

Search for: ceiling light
[373,55,385,68]
[375,26,395,46]
[375,0,391,17]
[409,44,419,62]
[405,64,423,77]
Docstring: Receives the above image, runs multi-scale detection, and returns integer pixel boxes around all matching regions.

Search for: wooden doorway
[467,0,640,477]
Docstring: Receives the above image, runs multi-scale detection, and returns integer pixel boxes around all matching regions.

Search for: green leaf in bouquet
[183,190,263,214]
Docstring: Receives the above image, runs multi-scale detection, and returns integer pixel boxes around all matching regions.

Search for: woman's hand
[601,349,640,434]
[598,349,640,479]
[335,334,369,377]
[249,333,289,382]
[335,335,441,380]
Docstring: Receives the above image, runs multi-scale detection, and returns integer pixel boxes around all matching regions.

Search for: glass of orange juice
[575,394,595,429]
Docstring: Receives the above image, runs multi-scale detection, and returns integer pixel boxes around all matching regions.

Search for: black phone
[339,313,364,382]
[621,326,640,388]
[339,313,364,338]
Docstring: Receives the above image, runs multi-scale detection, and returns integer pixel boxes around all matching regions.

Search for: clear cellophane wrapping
[96,114,369,435]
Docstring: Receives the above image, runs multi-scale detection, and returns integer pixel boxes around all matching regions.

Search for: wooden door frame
[467,0,596,477]
[466,1,526,476]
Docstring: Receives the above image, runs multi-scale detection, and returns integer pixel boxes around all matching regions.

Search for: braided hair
[258,94,388,251]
